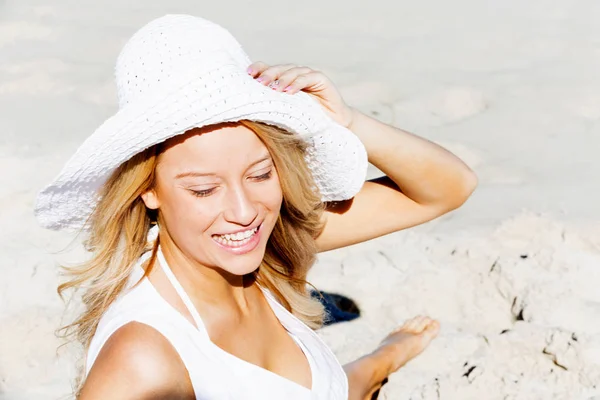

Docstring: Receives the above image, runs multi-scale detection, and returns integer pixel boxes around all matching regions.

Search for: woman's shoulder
[85,265,185,377]
[80,322,194,399]
[97,258,165,324]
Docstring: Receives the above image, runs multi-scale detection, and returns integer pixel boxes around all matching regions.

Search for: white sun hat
[34,14,368,231]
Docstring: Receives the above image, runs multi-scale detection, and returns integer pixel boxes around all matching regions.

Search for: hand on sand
[247,61,355,129]
[376,315,440,375]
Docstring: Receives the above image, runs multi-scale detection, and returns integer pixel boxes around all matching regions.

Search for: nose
[222,184,258,226]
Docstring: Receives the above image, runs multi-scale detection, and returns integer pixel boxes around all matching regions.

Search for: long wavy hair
[57,121,326,396]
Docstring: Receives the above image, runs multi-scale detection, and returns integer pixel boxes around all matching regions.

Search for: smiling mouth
[212,224,261,248]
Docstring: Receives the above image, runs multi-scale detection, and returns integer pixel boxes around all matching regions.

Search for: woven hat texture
[34,14,368,231]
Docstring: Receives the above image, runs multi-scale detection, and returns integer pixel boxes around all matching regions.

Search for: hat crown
[115,14,250,108]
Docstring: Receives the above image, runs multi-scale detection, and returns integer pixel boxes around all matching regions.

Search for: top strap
[156,246,208,338]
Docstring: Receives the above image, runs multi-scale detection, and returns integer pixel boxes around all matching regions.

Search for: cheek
[159,189,215,233]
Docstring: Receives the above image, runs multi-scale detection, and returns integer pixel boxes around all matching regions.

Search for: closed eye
[190,188,216,197]
[251,170,272,181]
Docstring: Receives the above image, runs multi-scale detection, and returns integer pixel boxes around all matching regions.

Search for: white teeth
[215,227,257,245]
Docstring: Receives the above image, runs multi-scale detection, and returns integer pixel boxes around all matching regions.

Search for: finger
[270,67,313,92]
[254,64,297,85]
[283,71,325,94]
[246,61,270,77]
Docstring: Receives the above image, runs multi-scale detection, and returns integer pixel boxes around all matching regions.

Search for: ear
[141,189,160,210]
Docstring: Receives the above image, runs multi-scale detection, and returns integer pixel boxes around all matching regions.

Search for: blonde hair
[57,121,326,395]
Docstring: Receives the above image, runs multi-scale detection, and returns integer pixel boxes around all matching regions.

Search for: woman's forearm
[343,351,390,400]
[348,108,477,210]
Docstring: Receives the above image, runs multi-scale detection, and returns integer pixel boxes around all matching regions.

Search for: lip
[211,223,262,255]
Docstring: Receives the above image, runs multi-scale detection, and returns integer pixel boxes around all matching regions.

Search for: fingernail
[284,86,292,92]
[246,67,254,75]
[256,76,265,82]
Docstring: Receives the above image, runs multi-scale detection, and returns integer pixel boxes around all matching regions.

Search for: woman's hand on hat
[247,62,356,129]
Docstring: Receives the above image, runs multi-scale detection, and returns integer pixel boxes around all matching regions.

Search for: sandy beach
[1,0,599,399]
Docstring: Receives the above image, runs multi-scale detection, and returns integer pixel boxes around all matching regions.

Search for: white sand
[1,0,599,399]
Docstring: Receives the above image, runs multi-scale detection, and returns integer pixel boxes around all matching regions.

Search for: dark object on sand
[311,290,361,326]
[312,291,387,399]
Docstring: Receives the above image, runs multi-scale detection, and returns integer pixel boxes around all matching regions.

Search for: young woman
[35,15,476,400]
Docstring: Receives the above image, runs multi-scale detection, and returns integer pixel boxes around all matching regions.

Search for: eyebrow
[175,154,272,179]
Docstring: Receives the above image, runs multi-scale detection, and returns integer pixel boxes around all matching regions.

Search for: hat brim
[34,61,367,231]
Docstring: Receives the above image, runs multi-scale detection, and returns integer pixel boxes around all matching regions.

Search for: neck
[156,231,256,316]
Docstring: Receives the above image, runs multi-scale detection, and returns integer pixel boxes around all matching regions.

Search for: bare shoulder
[80,322,194,400]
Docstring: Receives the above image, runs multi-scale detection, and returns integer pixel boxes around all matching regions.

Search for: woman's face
[142,123,283,276]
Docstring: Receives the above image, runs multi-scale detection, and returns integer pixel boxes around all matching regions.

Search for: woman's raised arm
[316,108,477,252]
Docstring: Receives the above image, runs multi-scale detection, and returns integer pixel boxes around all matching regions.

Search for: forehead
[158,124,269,171]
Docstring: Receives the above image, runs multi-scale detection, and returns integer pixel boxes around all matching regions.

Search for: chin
[217,250,266,276]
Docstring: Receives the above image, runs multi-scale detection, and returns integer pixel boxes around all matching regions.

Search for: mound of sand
[313,214,600,400]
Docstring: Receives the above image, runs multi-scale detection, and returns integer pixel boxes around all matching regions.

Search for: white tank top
[85,249,348,399]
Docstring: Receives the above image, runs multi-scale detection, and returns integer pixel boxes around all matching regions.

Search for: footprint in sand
[432,141,525,184]
[32,6,59,18]
[340,81,396,125]
[393,87,488,127]
[0,59,72,96]
[0,21,55,48]
[566,92,600,121]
